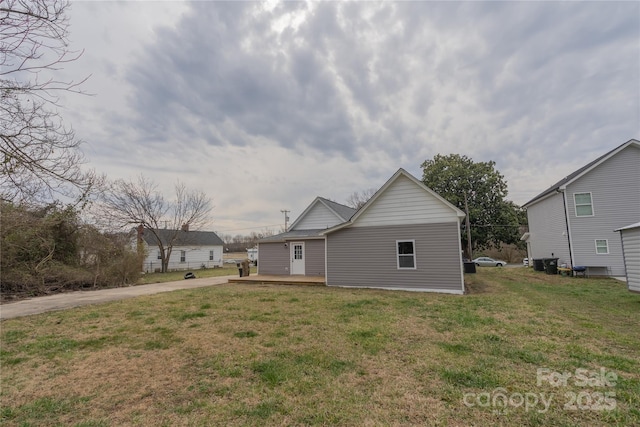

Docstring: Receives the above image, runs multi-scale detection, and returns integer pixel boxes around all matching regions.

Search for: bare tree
[100,175,212,273]
[345,188,377,209]
[1,0,97,204]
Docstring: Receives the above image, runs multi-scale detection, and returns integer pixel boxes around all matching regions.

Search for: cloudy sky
[58,1,639,235]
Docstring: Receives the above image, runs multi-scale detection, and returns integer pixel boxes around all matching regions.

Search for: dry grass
[1,268,639,426]
[137,264,253,285]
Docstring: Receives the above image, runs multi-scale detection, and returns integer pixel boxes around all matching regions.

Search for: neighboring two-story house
[522,139,640,277]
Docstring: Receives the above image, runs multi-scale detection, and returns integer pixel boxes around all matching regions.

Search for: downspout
[559,190,574,267]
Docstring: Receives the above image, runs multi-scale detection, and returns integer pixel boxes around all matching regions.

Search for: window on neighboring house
[574,192,594,217]
[157,251,162,260]
[180,250,186,263]
[595,240,609,254]
[209,250,214,261]
[397,240,416,269]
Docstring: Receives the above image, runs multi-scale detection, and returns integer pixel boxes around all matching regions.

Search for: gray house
[615,223,640,293]
[258,197,356,277]
[258,168,466,294]
[522,139,640,277]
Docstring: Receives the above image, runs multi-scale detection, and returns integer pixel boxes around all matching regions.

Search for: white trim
[290,241,305,275]
[523,190,558,208]
[559,140,640,191]
[573,192,594,217]
[321,168,465,235]
[525,140,640,208]
[396,239,417,270]
[595,239,609,255]
[288,197,350,231]
[326,284,464,295]
[615,222,640,232]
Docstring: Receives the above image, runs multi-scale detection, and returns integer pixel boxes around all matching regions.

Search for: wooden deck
[228,274,326,286]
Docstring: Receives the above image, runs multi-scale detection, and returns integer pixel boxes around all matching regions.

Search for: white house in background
[523,139,640,277]
[615,223,640,293]
[136,226,224,272]
[258,168,467,294]
[247,247,258,263]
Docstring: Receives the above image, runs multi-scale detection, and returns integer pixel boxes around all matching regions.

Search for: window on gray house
[595,239,609,254]
[397,240,416,269]
[209,250,214,261]
[180,250,186,263]
[157,251,162,260]
[574,193,594,217]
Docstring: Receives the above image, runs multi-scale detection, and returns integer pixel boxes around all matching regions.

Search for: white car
[472,257,507,267]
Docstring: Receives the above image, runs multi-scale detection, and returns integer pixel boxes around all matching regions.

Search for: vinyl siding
[305,239,326,276]
[565,144,640,276]
[326,223,464,293]
[258,240,325,276]
[619,227,640,292]
[525,193,572,266]
[353,175,460,227]
[293,203,343,230]
[141,244,223,272]
[257,242,290,275]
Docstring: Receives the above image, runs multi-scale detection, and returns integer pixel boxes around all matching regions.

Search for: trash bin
[241,259,250,277]
[237,262,243,277]
[464,262,476,274]
[543,258,559,275]
[533,259,545,271]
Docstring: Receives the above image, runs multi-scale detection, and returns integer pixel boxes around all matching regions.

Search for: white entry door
[290,242,305,275]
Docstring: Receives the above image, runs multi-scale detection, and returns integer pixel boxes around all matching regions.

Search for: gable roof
[140,228,224,247]
[319,197,358,222]
[288,196,356,230]
[257,229,326,243]
[615,222,640,232]
[321,168,465,234]
[524,139,640,207]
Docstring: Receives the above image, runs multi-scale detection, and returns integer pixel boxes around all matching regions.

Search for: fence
[144,260,223,273]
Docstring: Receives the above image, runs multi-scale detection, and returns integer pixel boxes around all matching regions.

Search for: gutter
[559,189,574,267]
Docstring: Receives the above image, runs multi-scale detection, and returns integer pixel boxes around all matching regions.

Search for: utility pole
[463,192,472,259]
[280,209,290,232]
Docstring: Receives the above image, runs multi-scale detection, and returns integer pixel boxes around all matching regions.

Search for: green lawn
[1,268,639,426]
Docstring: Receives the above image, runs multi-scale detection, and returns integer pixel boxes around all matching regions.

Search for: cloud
[58,1,638,232]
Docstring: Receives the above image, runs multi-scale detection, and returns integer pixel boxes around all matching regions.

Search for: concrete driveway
[0,275,236,320]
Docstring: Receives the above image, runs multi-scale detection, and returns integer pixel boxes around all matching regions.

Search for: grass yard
[1,268,639,426]
[137,265,254,285]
